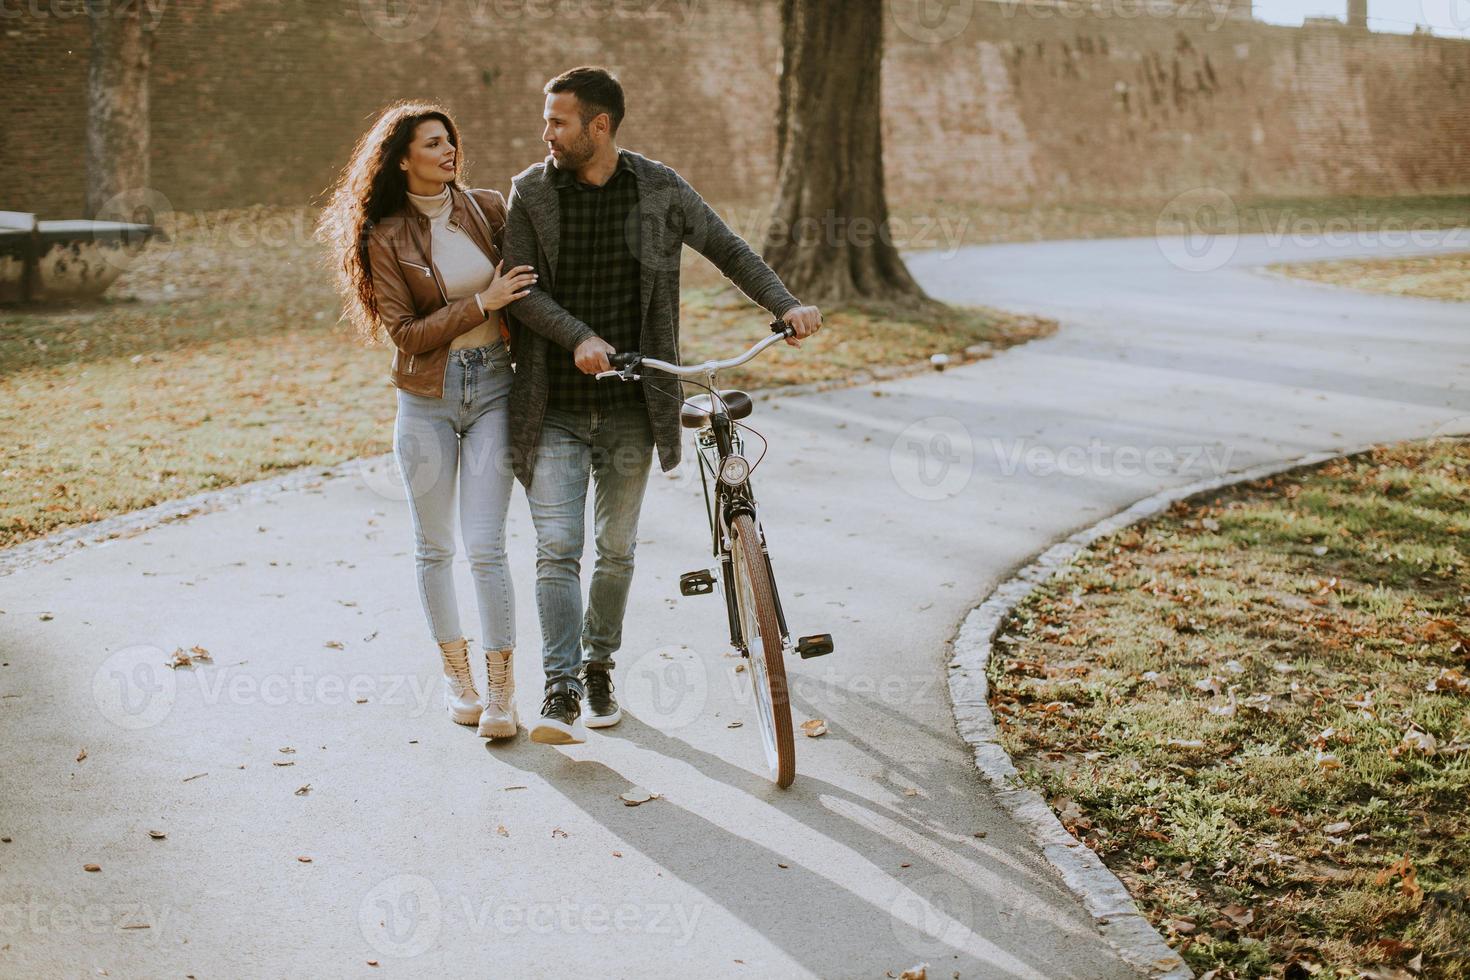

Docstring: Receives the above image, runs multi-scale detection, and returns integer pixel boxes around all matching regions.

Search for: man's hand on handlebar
[574,336,616,375]
[782,305,823,347]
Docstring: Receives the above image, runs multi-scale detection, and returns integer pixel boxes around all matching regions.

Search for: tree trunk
[764,0,928,308]
[85,0,154,220]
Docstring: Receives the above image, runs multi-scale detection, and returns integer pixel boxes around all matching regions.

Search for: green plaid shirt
[545,151,644,411]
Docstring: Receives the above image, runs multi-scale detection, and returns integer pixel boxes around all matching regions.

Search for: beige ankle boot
[438,638,482,725]
[477,648,518,738]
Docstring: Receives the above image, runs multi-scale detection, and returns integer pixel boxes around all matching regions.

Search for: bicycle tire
[730,512,796,788]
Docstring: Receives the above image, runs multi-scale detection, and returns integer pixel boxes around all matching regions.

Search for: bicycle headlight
[718,454,751,487]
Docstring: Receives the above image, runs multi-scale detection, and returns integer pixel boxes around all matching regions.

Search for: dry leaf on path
[800,719,828,738]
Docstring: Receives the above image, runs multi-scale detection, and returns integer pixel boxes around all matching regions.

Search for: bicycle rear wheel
[730,513,795,788]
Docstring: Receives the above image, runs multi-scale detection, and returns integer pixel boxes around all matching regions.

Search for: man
[503,66,823,745]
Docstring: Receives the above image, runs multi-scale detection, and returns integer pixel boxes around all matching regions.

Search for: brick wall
[2,0,1467,219]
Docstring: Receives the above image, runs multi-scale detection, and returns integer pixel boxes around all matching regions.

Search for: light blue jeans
[525,403,656,695]
[394,343,516,652]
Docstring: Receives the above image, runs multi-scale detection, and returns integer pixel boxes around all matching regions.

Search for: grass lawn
[1269,254,1470,303]
[0,206,1045,549]
[989,439,1470,978]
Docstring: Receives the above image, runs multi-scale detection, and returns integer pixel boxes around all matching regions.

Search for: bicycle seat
[681,390,754,428]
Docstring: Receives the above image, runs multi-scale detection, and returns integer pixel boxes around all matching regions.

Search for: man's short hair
[544,66,626,135]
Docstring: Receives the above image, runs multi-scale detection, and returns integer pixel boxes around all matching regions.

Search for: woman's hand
[477,261,538,312]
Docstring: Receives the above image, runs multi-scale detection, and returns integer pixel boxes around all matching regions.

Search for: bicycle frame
[598,327,795,657]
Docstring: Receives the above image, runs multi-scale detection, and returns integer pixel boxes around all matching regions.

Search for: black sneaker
[580,662,622,729]
[529,682,587,745]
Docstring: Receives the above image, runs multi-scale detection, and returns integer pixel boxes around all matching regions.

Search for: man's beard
[552,131,596,170]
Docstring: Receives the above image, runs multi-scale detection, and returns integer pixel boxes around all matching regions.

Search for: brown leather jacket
[365,185,510,397]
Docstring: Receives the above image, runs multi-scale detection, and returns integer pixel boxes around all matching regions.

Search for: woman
[319,101,535,739]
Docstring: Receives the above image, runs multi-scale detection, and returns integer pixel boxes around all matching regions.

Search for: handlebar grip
[770,320,790,334]
[608,352,641,369]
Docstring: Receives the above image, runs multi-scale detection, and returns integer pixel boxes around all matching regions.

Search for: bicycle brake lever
[594,370,622,381]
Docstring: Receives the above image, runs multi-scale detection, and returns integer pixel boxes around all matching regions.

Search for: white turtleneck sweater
[405,186,497,351]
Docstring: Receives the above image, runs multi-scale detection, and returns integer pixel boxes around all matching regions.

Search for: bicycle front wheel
[730,512,795,788]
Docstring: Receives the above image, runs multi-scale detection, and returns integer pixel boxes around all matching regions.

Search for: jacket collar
[514,148,674,326]
[393,184,497,265]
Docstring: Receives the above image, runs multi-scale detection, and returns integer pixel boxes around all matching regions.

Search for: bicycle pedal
[796,634,834,659]
[679,569,717,597]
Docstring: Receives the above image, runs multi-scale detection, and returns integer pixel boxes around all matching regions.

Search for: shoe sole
[478,712,519,739]
[450,708,481,726]
[584,706,622,728]
[529,718,587,745]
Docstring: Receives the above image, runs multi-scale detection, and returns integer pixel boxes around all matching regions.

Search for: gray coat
[502,149,800,488]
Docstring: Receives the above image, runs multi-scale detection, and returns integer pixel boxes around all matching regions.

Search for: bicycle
[597,321,835,788]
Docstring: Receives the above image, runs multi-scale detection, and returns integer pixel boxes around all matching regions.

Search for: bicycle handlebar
[597,320,793,381]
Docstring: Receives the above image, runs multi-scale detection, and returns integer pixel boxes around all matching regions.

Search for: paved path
[2,229,1466,978]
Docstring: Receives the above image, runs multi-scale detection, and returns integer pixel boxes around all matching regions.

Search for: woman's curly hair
[317,101,463,344]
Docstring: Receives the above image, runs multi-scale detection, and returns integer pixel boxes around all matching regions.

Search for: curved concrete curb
[0,454,393,577]
[945,444,1387,980]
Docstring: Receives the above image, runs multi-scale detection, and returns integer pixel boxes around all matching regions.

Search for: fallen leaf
[76,747,87,762]
[726,721,743,729]
[294,785,311,796]
[324,641,344,650]
[272,760,295,767]
[297,856,312,863]
[551,828,568,839]
[1323,821,1351,835]
[1427,667,1469,694]
[496,825,509,837]
[1393,727,1437,757]
[147,830,166,840]
[1219,903,1254,928]
[898,964,928,980]
[800,719,828,737]
[620,787,655,806]
[83,863,101,872]
[1166,738,1205,749]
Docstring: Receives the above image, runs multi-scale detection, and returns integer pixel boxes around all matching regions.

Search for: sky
[1253,0,1470,36]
